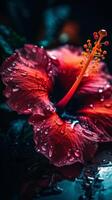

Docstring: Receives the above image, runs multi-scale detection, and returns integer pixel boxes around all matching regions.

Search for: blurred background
[0,0,112,70]
[0,1,112,200]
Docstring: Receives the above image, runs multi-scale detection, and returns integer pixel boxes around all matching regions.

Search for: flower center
[56,29,108,109]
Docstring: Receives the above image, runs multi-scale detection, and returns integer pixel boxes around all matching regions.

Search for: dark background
[0,1,112,200]
[0,0,112,71]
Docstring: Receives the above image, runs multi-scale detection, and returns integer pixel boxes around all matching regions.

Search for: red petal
[1,44,58,115]
[1,44,111,167]
[29,112,98,167]
[78,98,112,142]
[48,46,111,97]
[47,46,83,90]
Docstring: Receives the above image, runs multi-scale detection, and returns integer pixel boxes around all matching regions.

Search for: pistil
[56,29,108,108]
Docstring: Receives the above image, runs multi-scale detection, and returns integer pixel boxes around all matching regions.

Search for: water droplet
[37,149,40,152]
[7,68,12,72]
[100,96,104,102]
[49,149,53,158]
[5,91,11,97]
[46,105,50,110]
[67,150,71,157]
[104,103,111,108]
[9,77,13,81]
[41,146,46,151]
[21,72,27,76]
[106,84,110,89]
[69,157,74,162]
[44,131,48,135]
[48,70,53,77]
[37,128,40,131]
[98,88,103,93]
[46,105,55,112]
[56,120,63,126]
[27,108,32,112]
[48,62,51,66]
[89,104,94,108]
[61,130,64,134]
[51,55,57,60]
[74,150,80,158]
[12,62,16,66]
[12,88,19,92]
[32,48,36,53]
[102,159,109,164]
[84,73,89,77]
[44,55,47,59]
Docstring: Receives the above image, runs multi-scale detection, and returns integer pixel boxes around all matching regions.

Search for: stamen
[56,29,108,108]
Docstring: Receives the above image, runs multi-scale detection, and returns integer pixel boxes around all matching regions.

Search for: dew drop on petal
[48,70,53,77]
[69,157,74,162]
[12,62,16,66]
[27,108,32,112]
[44,130,48,135]
[5,91,11,98]
[84,73,89,77]
[105,84,110,89]
[32,48,36,53]
[49,149,53,158]
[44,55,47,59]
[51,55,57,60]
[74,150,80,158]
[37,128,40,132]
[7,68,12,72]
[12,88,20,92]
[98,88,103,93]
[89,104,94,108]
[21,72,28,76]
[104,103,112,108]
[61,129,64,134]
[9,77,13,81]
[41,146,46,151]
[100,96,104,102]
[55,120,63,126]
[67,152,71,157]
[46,105,50,110]
[48,62,52,66]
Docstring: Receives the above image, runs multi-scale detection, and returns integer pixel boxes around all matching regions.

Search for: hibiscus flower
[1,29,112,167]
